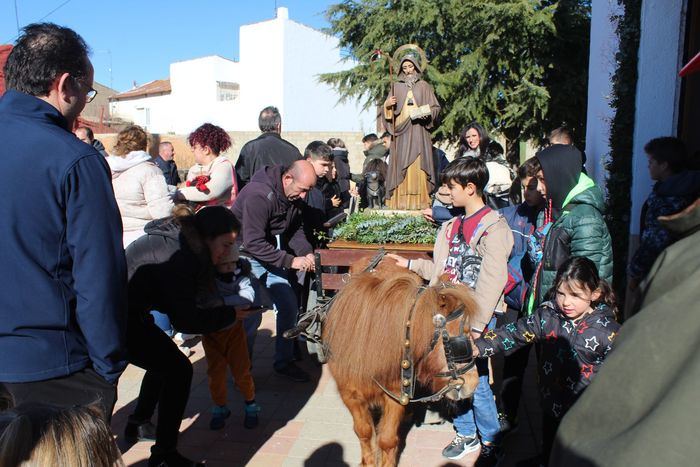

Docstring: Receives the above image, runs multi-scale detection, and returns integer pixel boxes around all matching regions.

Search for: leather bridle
[373,283,476,405]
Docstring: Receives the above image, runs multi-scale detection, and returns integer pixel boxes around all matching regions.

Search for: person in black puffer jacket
[124,206,250,467]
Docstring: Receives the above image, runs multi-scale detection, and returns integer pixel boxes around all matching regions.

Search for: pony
[323,258,480,466]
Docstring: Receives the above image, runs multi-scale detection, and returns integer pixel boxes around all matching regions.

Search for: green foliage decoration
[320,0,591,155]
[605,0,641,300]
[332,212,437,244]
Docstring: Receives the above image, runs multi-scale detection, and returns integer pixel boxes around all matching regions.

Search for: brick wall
[97,131,369,175]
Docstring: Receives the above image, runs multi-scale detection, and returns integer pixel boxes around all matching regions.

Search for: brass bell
[401,360,411,369]
[402,378,411,387]
[404,339,411,348]
[400,394,410,405]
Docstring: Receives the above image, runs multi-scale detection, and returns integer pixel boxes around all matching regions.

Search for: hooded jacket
[125,217,238,334]
[107,151,174,236]
[330,148,352,194]
[628,170,700,281]
[535,146,613,305]
[0,91,127,384]
[231,165,313,268]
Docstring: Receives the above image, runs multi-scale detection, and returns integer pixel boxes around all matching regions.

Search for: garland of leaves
[332,212,437,245]
[605,0,641,300]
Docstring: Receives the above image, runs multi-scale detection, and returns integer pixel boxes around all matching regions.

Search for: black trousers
[496,308,533,421]
[2,367,117,422]
[127,314,193,453]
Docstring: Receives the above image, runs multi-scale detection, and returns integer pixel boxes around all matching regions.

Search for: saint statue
[382,45,441,210]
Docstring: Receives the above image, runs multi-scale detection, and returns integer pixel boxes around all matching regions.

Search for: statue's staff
[370,49,396,162]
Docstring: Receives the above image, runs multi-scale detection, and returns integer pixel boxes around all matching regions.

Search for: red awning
[679,51,700,77]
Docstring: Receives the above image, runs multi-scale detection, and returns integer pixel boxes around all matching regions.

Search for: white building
[109,7,375,135]
[585,0,698,254]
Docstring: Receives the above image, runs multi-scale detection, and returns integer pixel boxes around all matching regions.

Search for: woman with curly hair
[107,125,174,247]
[177,123,238,209]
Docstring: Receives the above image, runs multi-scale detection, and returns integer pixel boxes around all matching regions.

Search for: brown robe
[382,66,440,209]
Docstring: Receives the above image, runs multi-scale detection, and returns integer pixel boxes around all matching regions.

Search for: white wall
[110,93,174,134]
[584,0,623,189]
[170,56,243,134]
[281,10,375,133]
[629,0,687,230]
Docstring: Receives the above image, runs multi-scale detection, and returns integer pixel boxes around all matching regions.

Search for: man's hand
[421,207,434,223]
[386,253,409,268]
[384,95,397,108]
[291,255,315,272]
[331,195,341,207]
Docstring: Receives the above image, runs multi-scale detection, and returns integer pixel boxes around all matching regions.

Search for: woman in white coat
[107,125,174,247]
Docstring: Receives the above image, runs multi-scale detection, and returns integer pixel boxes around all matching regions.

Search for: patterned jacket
[628,170,700,281]
[475,301,620,419]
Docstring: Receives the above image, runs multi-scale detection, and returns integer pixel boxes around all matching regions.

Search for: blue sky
[1,0,335,92]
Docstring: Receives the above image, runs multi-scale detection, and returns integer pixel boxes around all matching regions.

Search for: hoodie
[125,217,238,334]
[231,165,313,268]
[107,150,174,235]
[534,146,612,305]
[330,148,352,194]
[628,170,700,281]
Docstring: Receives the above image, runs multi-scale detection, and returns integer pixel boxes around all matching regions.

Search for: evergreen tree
[320,0,591,157]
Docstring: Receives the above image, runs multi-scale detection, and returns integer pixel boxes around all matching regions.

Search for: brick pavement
[114,311,541,466]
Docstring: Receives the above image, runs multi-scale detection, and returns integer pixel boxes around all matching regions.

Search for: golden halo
[392,44,428,73]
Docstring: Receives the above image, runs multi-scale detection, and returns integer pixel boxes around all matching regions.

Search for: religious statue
[382,44,441,210]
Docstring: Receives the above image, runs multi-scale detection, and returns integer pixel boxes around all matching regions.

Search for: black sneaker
[124,418,157,442]
[273,362,310,382]
[498,412,518,435]
[442,433,480,460]
[475,443,503,467]
[148,450,204,467]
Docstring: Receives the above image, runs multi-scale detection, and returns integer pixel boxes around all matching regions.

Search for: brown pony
[323,258,480,466]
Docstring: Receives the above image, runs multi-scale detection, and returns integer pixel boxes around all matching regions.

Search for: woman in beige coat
[106,125,174,247]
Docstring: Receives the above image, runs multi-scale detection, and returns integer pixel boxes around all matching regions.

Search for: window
[217,81,240,102]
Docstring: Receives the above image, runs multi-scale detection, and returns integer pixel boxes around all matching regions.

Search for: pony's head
[332,257,479,403]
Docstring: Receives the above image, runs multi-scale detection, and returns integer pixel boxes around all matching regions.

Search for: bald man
[231,161,316,382]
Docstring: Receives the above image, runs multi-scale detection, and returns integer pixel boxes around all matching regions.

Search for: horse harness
[373,283,476,406]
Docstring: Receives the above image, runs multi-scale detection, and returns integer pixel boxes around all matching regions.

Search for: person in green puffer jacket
[531,145,613,307]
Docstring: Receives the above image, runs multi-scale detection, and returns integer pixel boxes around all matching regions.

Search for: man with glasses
[0,23,127,422]
[75,125,109,158]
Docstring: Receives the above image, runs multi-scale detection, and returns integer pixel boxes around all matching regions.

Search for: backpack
[499,205,536,311]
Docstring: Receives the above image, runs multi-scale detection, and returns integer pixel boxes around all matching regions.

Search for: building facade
[109,7,375,135]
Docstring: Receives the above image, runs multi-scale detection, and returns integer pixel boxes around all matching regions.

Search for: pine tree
[320,0,591,157]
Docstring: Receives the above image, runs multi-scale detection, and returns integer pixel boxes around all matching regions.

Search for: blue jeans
[452,319,500,444]
[248,258,298,368]
[150,310,174,337]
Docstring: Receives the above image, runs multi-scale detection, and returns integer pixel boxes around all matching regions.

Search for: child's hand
[386,253,409,268]
[331,195,341,207]
[468,334,480,357]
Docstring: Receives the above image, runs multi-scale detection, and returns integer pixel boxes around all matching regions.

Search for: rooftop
[112,79,171,100]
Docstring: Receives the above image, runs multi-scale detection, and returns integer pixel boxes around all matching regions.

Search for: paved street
[114,311,541,466]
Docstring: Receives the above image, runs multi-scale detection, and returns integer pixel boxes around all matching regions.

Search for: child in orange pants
[203,248,261,430]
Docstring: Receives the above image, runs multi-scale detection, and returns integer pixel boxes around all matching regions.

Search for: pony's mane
[324,259,477,389]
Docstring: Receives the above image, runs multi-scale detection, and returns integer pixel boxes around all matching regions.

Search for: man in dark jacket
[532,145,613,306]
[232,161,317,382]
[235,106,303,188]
[75,126,109,157]
[153,141,181,186]
[0,23,127,420]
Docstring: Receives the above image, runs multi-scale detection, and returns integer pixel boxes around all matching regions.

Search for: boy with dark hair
[303,141,333,247]
[389,157,513,465]
[361,132,388,170]
[628,137,700,289]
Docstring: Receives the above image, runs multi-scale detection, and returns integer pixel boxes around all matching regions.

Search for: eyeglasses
[72,76,98,103]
